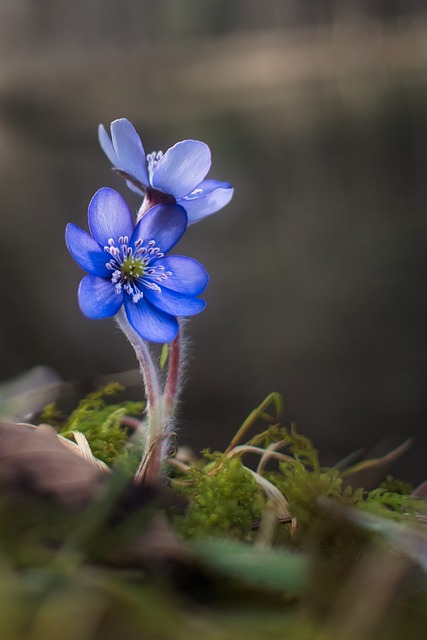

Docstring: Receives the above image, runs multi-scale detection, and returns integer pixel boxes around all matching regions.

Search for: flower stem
[115,308,163,483]
[163,327,182,417]
[137,188,176,222]
[115,309,161,410]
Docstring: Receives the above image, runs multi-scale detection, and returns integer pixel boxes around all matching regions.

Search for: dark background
[0,1,426,481]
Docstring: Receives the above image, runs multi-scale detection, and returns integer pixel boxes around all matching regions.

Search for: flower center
[104,236,172,304]
[121,255,145,279]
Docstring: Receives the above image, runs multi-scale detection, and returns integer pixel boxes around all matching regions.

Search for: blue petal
[125,179,145,196]
[78,275,123,319]
[66,224,110,277]
[151,140,211,199]
[180,180,234,224]
[88,188,135,247]
[124,295,178,343]
[131,203,187,254]
[110,119,149,186]
[154,256,209,295]
[144,287,206,317]
[98,124,119,166]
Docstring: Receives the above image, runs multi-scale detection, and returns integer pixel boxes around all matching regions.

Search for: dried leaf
[0,421,104,507]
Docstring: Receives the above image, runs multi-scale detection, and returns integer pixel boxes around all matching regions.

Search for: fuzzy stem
[136,197,151,222]
[115,309,161,410]
[137,188,176,222]
[163,327,182,417]
[115,308,163,483]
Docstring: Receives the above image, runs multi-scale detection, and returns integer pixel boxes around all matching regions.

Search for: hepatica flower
[66,188,208,343]
[98,118,233,223]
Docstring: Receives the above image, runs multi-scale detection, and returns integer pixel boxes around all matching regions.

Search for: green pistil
[121,256,145,279]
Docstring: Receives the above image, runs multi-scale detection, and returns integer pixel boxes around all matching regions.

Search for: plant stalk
[115,309,163,484]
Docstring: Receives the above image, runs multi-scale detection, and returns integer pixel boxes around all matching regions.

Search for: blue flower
[66,188,208,343]
[98,118,233,224]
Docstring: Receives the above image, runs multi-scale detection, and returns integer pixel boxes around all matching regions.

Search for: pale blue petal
[154,256,208,295]
[110,118,149,186]
[65,223,110,277]
[98,124,119,166]
[144,287,206,317]
[88,188,135,247]
[151,140,211,199]
[126,179,145,196]
[131,203,187,254]
[124,295,178,343]
[180,180,234,224]
[78,275,123,319]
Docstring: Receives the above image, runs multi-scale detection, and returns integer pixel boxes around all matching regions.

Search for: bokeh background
[0,1,426,480]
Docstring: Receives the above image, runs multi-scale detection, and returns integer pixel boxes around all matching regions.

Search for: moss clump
[380,474,413,496]
[263,427,349,527]
[41,383,144,465]
[265,427,424,535]
[175,454,263,540]
[5,389,427,639]
[360,488,422,519]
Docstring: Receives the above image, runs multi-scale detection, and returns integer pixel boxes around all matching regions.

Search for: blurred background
[0,1,426,480]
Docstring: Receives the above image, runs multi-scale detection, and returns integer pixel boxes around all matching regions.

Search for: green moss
[4,389,427,639]
[380,474,413,496]
[175,454,263,540]
[39,402,65,428]
[170,414,425,555]
[359,488,422,519]
[42,383,144,466]
[268,465,345,526]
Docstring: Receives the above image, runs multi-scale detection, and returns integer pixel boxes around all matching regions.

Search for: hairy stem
[137,188,176,222]
[115,308,163,483]
[163,327,182,417]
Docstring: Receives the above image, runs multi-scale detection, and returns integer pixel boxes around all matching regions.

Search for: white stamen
[133,291,144,303]
[143,281,162,292]
[104,235,173,302]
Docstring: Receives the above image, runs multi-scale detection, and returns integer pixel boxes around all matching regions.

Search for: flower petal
[78,275,123,319]
[180,179,234,224]
[98,124,119,166]
[125,179,145,196]
[88,188,135,247]
[144,287,206,317]
[154,256,209,295]
[124,295,178,343]
[99,123,145,194]
[65,223,110,277]
[151,140,211,199]
[131,203,187,254]
[110,118,149,186]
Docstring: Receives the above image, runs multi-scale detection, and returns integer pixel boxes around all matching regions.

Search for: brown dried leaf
[0,421,104,507]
